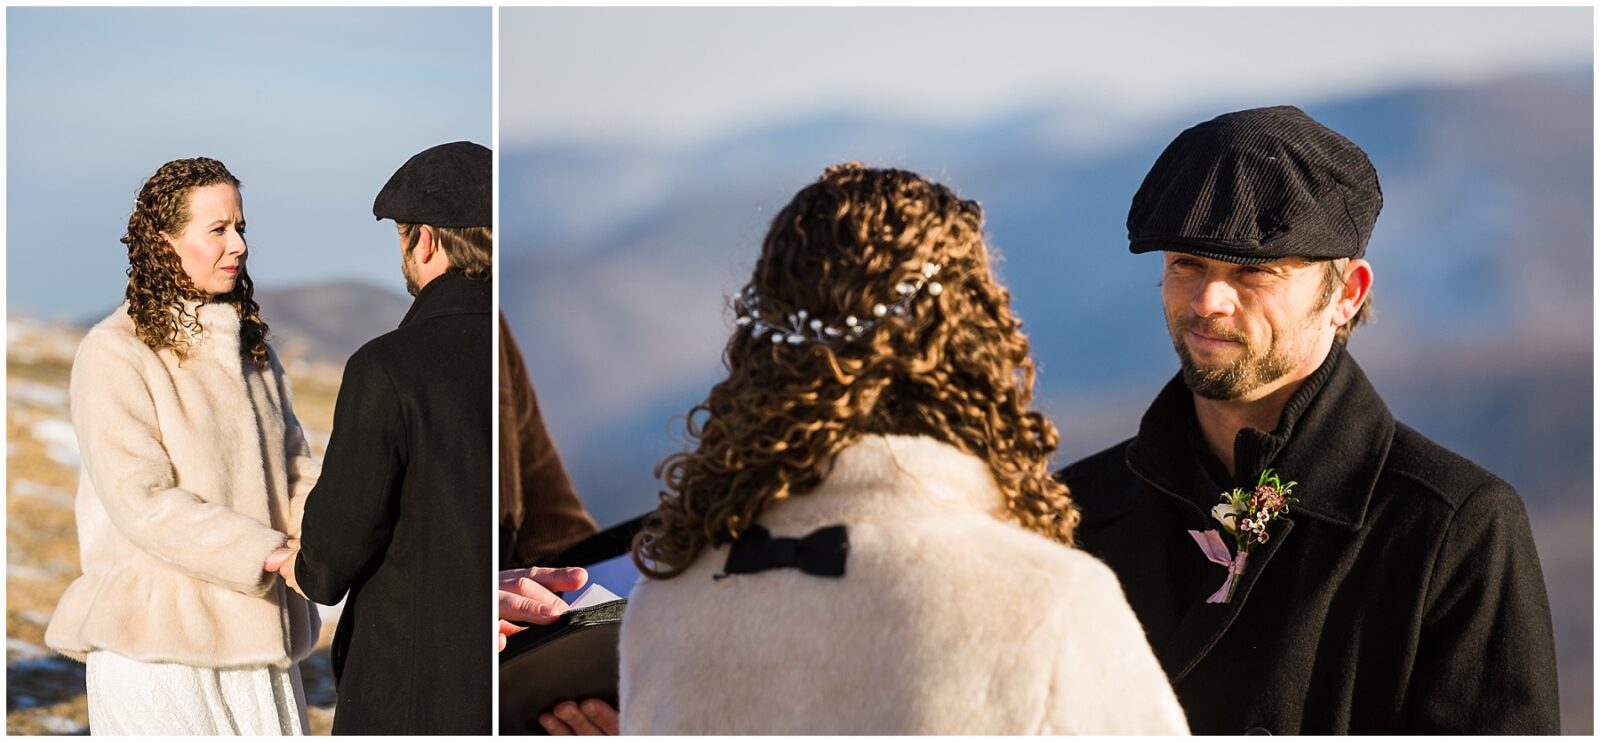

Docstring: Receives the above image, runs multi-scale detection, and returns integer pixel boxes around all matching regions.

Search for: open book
[499,517,646,734]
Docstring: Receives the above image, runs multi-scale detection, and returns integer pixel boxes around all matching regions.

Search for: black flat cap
[373,141,491,228]
[1127,105,1382,264]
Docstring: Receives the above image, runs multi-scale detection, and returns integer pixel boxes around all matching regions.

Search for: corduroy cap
[373,141,491,228]
[1127,106,1382,264]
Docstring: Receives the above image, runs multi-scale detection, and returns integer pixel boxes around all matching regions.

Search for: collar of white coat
[757,434,1009,532]
[113,299,244,362]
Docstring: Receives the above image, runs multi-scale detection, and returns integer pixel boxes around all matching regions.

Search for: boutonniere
[1188,468,1299,604]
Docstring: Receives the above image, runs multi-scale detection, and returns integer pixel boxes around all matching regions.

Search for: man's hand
[539,699,619,735]
[497,566,587,652]
[264,539,304,598]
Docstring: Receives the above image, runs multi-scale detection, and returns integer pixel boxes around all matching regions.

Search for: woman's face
[161,183,247,298]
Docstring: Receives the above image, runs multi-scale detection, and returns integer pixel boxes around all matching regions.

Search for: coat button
[1244,727,1272,735]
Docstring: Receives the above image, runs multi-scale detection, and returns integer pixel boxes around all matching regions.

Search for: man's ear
[416,224,436,263]
[1333,259,1373,328]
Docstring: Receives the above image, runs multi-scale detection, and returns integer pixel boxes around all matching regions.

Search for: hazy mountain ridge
[255,280,413,366]
[64,280,413,368]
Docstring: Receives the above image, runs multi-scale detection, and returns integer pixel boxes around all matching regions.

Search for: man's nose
[1190,274,1236,318]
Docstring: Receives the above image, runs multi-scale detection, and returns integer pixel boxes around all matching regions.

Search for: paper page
[564,583,623,611]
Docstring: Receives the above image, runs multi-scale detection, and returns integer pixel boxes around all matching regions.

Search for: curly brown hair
[633,163,1079,578]
[122,157,270,368]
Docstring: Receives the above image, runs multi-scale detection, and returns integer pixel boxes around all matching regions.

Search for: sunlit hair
[122,157,269,368]
[398,223,493,280]
[633,163,1078,578]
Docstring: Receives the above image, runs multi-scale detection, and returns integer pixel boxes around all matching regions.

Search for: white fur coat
[45,302,321,668]
[619,434,1188,734]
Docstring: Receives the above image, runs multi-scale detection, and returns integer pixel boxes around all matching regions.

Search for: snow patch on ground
[9,379,68,409]
[8,656,84,680]
[7,639,52,661]
[28,418,79,467]
[16,611,54,626]
[7,563,57,581]
[35,716,87,734]
[10,480,73,507]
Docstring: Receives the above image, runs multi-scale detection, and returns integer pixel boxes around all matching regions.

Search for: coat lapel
[1125,435,1299,684]
[1161,517,1294,683]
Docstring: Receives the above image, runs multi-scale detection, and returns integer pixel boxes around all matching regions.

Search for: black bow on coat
[717,524,848,579]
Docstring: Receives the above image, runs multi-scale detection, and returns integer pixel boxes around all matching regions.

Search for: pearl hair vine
[735,261,945,345]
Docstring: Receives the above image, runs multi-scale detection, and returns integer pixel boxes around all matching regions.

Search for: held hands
[263,539,304,598]
[497,566,587,652]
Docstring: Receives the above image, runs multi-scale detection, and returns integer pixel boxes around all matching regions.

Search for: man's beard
[401,253,421,296]
[1168,315,1300,401]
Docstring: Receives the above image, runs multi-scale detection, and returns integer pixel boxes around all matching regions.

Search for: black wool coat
[1058,343,1560,734]
[298,271,492,735]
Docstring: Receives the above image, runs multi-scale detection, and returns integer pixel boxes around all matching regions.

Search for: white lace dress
[85,651,308,735]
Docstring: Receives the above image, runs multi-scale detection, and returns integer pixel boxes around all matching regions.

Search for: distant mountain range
[69,280,413,367]
[254,281,413,366]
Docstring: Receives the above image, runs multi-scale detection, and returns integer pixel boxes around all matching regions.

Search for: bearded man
[1057,106,1559,734]
[270,142,493,734]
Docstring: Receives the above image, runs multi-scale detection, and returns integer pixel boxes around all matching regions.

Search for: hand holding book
[498,566,589,651]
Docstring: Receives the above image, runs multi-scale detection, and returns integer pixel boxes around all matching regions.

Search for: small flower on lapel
[1210,502,1239,532]
[1191,468,1299,604]
[1222,468,1297,550]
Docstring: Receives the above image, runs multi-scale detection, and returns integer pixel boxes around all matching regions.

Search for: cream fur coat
[620,435,1188,734]
[45,302,321,668]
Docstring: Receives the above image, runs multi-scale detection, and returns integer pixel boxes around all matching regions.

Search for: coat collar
[1121,342,1395,532]
[400,270,490,328]
[117,299,243,363]
[758,435,1008,532]
[190,299,242,353]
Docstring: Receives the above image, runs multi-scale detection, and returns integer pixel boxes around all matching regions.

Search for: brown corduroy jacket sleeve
[499,314,598,568]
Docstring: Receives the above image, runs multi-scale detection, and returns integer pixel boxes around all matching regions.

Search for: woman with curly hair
[45,158,321,734]
[618,163,1187,734]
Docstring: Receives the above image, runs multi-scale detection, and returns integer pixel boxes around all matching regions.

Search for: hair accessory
[735,262,943,345]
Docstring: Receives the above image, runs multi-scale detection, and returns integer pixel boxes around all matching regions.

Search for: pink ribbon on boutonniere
[1189,529,1248,604]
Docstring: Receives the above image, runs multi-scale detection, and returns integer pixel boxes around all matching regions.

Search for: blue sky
[502,6,1591,148]
[8,7,491,319]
